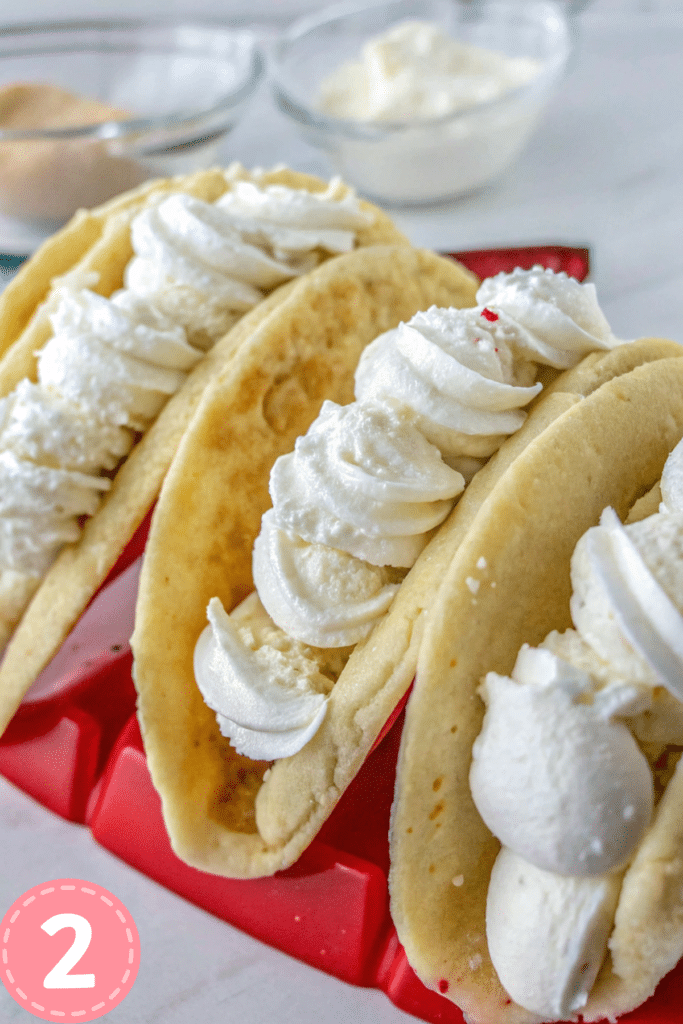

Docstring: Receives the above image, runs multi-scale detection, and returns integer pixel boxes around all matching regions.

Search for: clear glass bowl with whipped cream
[270,0,571,206]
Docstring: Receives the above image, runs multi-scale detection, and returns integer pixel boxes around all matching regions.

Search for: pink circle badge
[1,878,140,1021]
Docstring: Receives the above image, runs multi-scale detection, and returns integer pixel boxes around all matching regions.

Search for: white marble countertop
[2,1,683,1021]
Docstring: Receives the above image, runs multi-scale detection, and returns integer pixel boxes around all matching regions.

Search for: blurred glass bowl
[0,19,264,227]
[271,0,571,207]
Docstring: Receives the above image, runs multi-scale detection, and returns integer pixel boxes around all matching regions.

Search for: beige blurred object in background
[0,82,145,221]
[0,19,264,228]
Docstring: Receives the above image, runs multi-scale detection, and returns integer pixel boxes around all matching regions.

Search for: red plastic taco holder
[5,246,680,1023]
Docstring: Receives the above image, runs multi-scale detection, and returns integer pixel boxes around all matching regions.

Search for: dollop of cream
[354,307,542,460]
[476,265,620,368]
[486,846,622,1020]
[194,595,336,760]
[268,399,464,568]
[470,645,654,876]
[252,509,403,649]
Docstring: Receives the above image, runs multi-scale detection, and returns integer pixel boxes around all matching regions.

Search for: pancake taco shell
[389,343,683,1024]
[131,243,480,879]
[0,166,404,734]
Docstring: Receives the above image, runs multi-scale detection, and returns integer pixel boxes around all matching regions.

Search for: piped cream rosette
[132,262,639,880]
[0,163,405,735]
[390,341,683,1024]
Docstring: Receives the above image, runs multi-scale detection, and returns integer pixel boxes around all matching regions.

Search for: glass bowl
[271,0,571,207]
[0,19,264,227]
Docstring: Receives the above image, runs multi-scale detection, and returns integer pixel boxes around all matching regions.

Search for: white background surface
[2,1,683,1021]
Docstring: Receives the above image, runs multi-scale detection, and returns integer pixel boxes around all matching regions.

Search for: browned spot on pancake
[210,748,271,834]
[429,801,444,821]
[433,777,443,792]
[652,746,683,803]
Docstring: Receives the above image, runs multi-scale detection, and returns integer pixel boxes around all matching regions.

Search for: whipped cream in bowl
[271,0,571,204]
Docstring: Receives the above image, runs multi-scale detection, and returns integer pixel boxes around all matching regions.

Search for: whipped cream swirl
[250,396,465,649]
[194,595,341,760]
[199,267,622,759]
[571,507,683,698]
[0,283,203,647]
[216,176,373,252]
[125,175,374,349]
[252,394,466,648]
[354,306,542,461]
[253,508,404,650]
[0,451,111,577]
[39,287,202,430]
[477,265,620,368]
[267,400,465,568]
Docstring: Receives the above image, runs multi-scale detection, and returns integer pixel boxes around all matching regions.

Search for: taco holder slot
[84,701,472,1021]
[10,245,681,1024]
